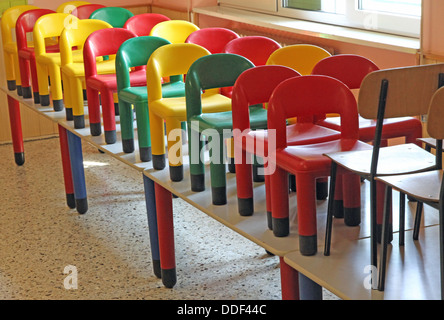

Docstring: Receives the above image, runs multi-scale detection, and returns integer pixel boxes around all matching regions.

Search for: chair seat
[319,115,422,142]
[18,44,59,59]
[36,49,84,66]
[273,139,370,173]
[62,59,116,77]
[87,70,146,91]
[376,170,442,203]
[325,143,436,177]
[151,93,231,118]
[192,106,267,132]
[120,81,186,104]
[240,123,342,157]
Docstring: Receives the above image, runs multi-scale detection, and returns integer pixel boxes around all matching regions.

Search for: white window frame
[218,0,421,38]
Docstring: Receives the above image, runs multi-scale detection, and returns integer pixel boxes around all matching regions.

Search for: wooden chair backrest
[427,86,444,140]
[358,63,444,119]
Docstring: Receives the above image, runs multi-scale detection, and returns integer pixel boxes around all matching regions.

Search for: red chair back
[71,4,106,19]
[311,54,379,89]
[232,65,301,132]
[185,27,240,54]
[224,36,281,66]
[16,9,55,50]
[123,13,170,36]
[83,28,137,79]
[267,75,359,148]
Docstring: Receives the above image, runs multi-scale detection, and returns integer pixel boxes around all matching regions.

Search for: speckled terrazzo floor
[0,137,340,300]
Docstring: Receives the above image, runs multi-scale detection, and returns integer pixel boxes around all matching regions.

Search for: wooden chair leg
[413,201,424,240]
[378,185,392,291]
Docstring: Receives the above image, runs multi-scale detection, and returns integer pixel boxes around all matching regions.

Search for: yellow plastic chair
[1,5,39,95]
[60,19,114,128]
[266,44,332,75]
[149,20,200,44]
[147,43,232,182]
[56,1,90,14]
[33,13,81,111]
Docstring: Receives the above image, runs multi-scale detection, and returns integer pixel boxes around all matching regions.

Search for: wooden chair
[376,84,444,298]
[323,63,444,276]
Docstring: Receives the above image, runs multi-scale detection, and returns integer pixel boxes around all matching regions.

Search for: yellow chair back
[149,20,200,44]
[266,44,332,75]
[56,1,90,14]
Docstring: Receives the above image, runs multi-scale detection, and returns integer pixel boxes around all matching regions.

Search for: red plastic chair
[312,54,423,148]
[232,67,343,223]
[71,4,106,19]
[267,75,370,256]
[224,36,281,66]
[16,8,59,103]
[83,28,146,143]
[123,13,170,36]
[185,27,240,54]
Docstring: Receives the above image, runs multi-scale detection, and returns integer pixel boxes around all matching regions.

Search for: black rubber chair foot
[169,165,183,182]
[22,86,32,99]
[83,89,87,101]
[114,102,119,116]
[74,115,85,129]
[228,158,235,173]
[90,123,101,136]
[316,180,328,200]
[7,80,16,91]
[238,197,254,216]
[272,217,289,237]
[105,130,117,144]
[140,147,152,162]
[65,108,73,121]
[14,152,25,166]
[376,223,393,244]
[212,186,227,205]
[253,167,265,183]
[344,207,361,226]
[40,94,50,106]
[122,139,134,154]
[33,92,40,104]
[299,235,318,256]
[161,268,177,288]
[53,99,64,112]
[152,154,165,170]
[152,260,161,279]
[267,211,272,230]
[66,193,76,209]
[332,199,344,218]
[191,174,205,192]
[76,198,88,214]
[17,85,22,96]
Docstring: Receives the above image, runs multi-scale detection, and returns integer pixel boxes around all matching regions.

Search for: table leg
[143,174,161,279]
[66,131,88,214]
[154,182,176,288]
[280,257,300,300]
[58,125,76,209]
[7,96,24,166]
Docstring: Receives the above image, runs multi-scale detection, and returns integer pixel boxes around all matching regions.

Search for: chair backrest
[84,27,137,79]
[116,36,171,92]
[266,44,332,75]
[16,9,55,51]
[223,36,281,66]
[1,5,39,47]
[71,4,106,19]
[33,13,78,56]
[185,53,255,117]
[59,19,113,66]
[149,20,200,44]
[311,54,379,89]
[231,65,301,132]
[358,63,444,120]
[123,13,170,36]
[56,1,90,13]
[89,7,134,28]
[185,28,240,54]
[427,86,444,141]
[146,43,210,102]
[267,75,358,148]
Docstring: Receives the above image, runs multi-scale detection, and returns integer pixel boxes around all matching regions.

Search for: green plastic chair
[116,36,185,162]
[89,7,134,28]
[186,53,255,205]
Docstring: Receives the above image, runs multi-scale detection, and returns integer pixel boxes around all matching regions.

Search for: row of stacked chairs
[3,1,444,298]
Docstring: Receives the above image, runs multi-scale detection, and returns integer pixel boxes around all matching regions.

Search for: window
[218,0,422,38]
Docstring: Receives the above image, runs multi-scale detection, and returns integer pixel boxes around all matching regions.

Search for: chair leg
[120,100,135,153]
[413,201,423,241]
[378,185,393,291]
[48,63,64,112]
[18,56,32,99]
[36,61,50,106]
[86,86,102,136]
[234,143,254,216]
[209,134,227,205]
[399,192,406,246]
[101,89,117,144]
[30,56,40,104]
[166,118,183,182]
[270,166,289,237]
[134,102,151,162]
[342,172,361,226]
[149,111,167,170]
[72,77,86,129]
[188,123,205,191]
[324,162,337,256]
